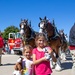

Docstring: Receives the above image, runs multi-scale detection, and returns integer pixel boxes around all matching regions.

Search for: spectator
[69,23,75,68]
[0,31,4,66]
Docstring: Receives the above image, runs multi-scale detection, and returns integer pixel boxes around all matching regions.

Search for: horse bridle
[20,20,28,33]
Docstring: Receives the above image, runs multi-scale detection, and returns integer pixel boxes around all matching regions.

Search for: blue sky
[0,0,75,39]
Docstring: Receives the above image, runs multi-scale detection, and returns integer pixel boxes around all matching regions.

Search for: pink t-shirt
[33,48,52,75]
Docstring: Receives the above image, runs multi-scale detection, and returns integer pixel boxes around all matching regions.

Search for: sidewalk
[0,54,20,75]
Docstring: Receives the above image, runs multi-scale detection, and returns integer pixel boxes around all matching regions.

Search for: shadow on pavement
[1,63,15,66]
[61,62,72,70]
[61,55,73,70]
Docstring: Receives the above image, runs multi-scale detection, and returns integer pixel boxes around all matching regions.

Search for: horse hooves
[55,65,62,71]
[55,68,62,71]
[51,65,55,69]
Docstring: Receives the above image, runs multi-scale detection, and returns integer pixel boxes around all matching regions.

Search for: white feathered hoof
[50,64,55,69]
[60,53,66,61]
[55,64,62,71]
[50,59,55,69]
[72,62,75,68]
[63,57,66,61]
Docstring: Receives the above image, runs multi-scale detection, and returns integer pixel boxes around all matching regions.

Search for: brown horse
[19,19,36,48]
[59,29,68,52]
[38,16,62,58]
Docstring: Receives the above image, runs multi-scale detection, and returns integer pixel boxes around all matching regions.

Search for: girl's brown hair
[22,45,33,54]
[35,33,48,46]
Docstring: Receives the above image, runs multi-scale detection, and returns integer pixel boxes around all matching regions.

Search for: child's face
[37,37,46,48]
[23,48,32,59]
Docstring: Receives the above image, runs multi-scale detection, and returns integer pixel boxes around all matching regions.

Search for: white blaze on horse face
[21,24,24,28]
[60,32,63,35]
[39,22,44,33]
[20,25,24,35]
[40,22,44,28]
[65,35,68,40]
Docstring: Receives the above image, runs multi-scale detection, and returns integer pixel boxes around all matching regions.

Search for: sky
[0,0,75,40]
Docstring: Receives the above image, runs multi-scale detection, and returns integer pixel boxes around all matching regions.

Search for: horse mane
[46,21,58,39]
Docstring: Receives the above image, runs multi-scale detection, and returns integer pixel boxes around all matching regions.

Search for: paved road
[0,54,75,75]
[52,54,75,75]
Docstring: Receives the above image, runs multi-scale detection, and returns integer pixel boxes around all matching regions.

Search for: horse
[59,29,68,52]
[59,29,68,60]
[38,16,62,71]
[19,19,36,48]
[38,16,62,57]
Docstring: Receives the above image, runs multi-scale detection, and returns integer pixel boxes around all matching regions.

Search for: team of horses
[19,17,68,71]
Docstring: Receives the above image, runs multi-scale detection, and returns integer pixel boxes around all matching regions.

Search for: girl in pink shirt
[33,33,56,75]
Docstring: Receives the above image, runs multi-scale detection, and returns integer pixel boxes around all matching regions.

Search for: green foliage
[3,25,20,40]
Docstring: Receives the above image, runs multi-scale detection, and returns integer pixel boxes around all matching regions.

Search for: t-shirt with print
[17,57,33,75]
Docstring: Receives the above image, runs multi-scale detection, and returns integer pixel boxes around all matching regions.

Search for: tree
[3,25,20,40]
